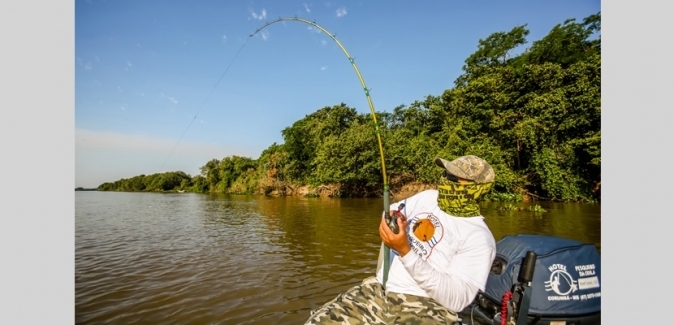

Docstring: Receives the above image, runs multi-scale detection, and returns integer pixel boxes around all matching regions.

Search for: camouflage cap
[434,155,495,183]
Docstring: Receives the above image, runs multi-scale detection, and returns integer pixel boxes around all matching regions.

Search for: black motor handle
[518,251,537,283]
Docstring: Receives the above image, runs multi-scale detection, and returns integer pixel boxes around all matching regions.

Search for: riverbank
[259,180,435,201]
[98,176,598,203]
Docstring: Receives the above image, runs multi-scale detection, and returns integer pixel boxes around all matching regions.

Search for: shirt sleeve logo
[412,219,435,242]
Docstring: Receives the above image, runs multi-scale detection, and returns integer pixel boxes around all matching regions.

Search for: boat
[455,234,601,325]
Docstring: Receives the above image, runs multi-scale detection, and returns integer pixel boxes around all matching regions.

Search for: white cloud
[321,39,327,46]
[160,93,178,104]
[250,8,267,20]
[307,26,321,34]
[125,60,132,70]
[222,34,227,42]
[303,3,311,13]
[77,57,93,70]
[336,7,347,17]
[321,66,327,71]
[261,30,270,41]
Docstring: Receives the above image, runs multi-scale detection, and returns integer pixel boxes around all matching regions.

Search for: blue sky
[75,0,601,188]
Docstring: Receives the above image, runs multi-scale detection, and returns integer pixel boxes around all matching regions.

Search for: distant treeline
[99,13,601,202]
[75,187,98,191]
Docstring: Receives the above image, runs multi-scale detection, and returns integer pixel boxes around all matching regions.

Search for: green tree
[525,13,600,67]
[215,156,256,192]
[281,103,359,182]
[199,158,221,192]
[257,143,291,194]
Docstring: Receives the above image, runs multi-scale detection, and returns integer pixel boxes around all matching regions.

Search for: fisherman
[305,155,497,324]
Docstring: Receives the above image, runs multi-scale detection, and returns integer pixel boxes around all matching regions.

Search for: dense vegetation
[98,14,601,202]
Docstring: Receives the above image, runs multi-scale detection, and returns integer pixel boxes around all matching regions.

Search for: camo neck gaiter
[437,176,494,217]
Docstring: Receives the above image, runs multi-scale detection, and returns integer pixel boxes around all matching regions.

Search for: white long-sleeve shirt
[376,189,496,312]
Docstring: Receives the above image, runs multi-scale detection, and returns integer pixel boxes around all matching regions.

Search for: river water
[75,191,600,324]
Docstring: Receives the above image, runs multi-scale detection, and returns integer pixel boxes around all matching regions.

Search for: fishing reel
[386,204,405,234]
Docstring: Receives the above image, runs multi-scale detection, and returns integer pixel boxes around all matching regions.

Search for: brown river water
[75,191,600,324]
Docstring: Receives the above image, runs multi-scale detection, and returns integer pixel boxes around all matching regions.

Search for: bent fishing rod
[249,17,396,287]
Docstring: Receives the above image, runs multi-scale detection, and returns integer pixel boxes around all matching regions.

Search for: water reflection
[481,201,601,250]
[76,192,600,324]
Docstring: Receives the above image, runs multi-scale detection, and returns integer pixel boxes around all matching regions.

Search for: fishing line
[163,18,393,286]
[159,38,250,173]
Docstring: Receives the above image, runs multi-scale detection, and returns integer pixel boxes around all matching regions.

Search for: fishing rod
[249,17,396,287]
